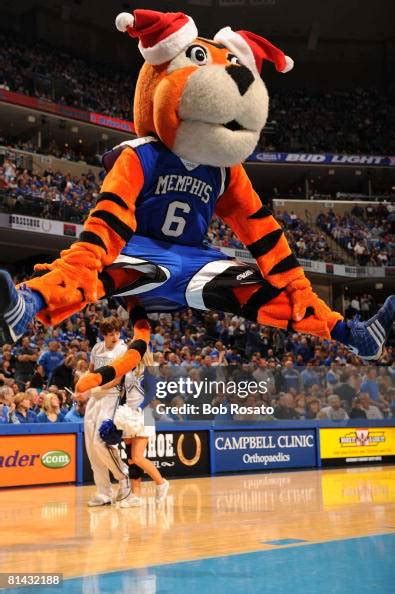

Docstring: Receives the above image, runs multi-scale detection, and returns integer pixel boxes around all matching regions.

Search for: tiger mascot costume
[1,8,393,391]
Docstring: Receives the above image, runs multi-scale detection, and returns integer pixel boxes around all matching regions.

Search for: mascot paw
[286,278,335,324]
[76,371,104,392]
[292,317,331,340]
[286,278,316,321]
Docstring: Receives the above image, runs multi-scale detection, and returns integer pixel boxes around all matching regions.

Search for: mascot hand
[286,277,333,323]
[33,244,102,303]
[77,312,150,393]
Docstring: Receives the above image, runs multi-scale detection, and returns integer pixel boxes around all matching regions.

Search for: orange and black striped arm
[215,164,305,289]
[76,307,150,393]
[62,147,144,270]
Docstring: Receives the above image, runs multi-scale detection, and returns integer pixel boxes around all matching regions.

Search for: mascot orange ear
[214,27,294,75]
[115,8,198,65]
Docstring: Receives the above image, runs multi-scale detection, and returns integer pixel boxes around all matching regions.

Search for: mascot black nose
[225,64,254,96]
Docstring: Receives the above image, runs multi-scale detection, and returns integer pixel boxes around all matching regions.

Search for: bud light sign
[213,429,317,472]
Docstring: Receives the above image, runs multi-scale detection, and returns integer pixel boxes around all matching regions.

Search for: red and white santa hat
[214,27,294,75]
[115,9,198,65]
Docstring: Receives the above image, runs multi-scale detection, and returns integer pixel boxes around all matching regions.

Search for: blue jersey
[108,138,227,246]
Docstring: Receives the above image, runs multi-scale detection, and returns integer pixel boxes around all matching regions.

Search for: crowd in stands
[317,204,394,266]
[1,32,393,155]
[0,32,135,121]
[275,210,346,263]
[343,294,376,321]
[0,280,393,424]
[1,149,392,268]
[263,88,393,155]
[0,157,99,222]
[1,136,93,165]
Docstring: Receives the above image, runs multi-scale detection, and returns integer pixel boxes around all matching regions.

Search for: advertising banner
[0,434,76,487]
[8,214,83,237]
[82,429,210,483]
[147,430,210,477]
[213,429,317,472]
[0,89,135,133]
[249,151,395,167]
[320,427,395,466]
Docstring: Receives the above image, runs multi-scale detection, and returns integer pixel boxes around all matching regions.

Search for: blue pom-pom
[99,419,123,445]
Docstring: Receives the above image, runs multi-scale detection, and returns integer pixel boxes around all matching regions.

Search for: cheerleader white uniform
[123,369,156,438]
[84,340,129,499]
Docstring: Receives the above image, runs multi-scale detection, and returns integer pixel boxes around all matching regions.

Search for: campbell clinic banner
[0,434,76,487]
[320,427,395,466]
[248,152,395,167]
[213,429,317,472]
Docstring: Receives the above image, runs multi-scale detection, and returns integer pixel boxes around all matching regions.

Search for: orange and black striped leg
[76,306,150,392]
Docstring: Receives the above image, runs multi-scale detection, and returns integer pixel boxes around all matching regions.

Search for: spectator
[12,392,38,423]
[294,395,306,418]
[0,389,10,423]
[281,360,300,392]
[349,397,367,419]
[36,393,66,423]
[51,354,76,390]
[29,364,46,390]
[305,398,321,419]
[358,393,384,420]
[73,359,89,386]
[25,387,42,414]
[274,393,300,420]
[320,395,349,421]
[360,369,380,402]
[64,398,87,423]
[300,362,321,390]
[38,341,64,383]
[333,372,357,409]
[13,336,38,389]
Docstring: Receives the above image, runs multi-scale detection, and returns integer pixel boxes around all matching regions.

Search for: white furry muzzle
[173,64,269,167]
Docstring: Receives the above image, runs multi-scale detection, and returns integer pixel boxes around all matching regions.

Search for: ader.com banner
[0,434,76,487]
[214,429,317,472]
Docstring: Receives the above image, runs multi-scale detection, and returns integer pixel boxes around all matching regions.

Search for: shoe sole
[0,271,17,343]
[359,295,394,361]
[0,271,13,315]
[359,345,383,362]
[87,500,112,507]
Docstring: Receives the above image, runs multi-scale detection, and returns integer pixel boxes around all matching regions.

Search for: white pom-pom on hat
[114,9,198,65]
[281,56,294,74]
[115,12,134,33]
[214,27,294,75]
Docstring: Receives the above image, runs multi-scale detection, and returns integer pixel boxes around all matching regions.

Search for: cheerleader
[117,348,170,508]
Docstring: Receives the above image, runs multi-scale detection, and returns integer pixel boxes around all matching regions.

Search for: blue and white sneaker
[347,295,395,361]
[0,270,37,342]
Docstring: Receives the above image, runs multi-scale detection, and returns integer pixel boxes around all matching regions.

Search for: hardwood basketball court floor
[0,466,394,593]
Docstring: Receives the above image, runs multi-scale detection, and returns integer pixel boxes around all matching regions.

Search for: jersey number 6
[161,201,191,237]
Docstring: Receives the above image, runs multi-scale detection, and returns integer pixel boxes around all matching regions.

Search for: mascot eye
[228,54,241,65]
[186,45,208,65]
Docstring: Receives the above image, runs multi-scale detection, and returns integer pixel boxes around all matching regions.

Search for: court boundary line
[59,531,395,583]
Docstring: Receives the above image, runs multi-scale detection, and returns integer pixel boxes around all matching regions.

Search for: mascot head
[116,9,293,167]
